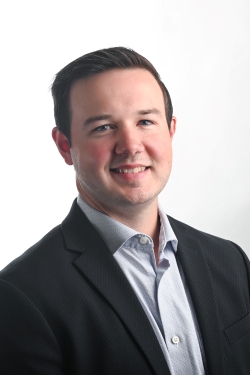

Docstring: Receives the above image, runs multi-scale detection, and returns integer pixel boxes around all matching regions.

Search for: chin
[114,190,159,207]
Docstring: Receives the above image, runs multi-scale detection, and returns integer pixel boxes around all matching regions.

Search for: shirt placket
[157,244,205,375]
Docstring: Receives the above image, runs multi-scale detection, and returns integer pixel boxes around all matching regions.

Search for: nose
[115,125,145,156]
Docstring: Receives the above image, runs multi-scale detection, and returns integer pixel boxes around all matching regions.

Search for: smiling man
[53,67,175,260]
[1,47,250,375]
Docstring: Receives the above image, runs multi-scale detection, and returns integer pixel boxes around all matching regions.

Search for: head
[52,47,176,218]
[51,47,173,145]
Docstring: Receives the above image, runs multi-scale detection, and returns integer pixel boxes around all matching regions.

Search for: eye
[94,124,112,132]
[139,119,153,126]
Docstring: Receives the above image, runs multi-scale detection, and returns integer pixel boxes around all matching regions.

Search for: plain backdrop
[1,0,249,270]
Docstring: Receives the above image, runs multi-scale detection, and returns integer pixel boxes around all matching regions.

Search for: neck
[109,202,160,239]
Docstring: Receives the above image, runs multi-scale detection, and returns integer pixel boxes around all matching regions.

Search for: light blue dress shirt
[77,195,206,375]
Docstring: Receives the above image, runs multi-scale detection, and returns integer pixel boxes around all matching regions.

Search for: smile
[114,166,147,174]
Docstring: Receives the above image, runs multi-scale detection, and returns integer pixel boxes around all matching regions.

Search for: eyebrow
[83,108,162,127]
[83,114,112,127]
[136,108,162,116]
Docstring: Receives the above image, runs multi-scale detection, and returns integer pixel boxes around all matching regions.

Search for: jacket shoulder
[0,225,63,277]
[168,215,250,279]
[168,214,245,249]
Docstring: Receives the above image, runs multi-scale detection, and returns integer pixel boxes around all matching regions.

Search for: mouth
[111,166,149,174]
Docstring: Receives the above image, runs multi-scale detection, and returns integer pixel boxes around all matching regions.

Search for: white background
[1,0,249,269]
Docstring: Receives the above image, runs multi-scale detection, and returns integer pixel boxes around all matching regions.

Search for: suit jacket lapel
[169,216,225,375]
[61,200,171,375]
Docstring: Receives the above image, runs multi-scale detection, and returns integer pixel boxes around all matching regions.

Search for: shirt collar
[77,195,178,254]
[158,202,178,253]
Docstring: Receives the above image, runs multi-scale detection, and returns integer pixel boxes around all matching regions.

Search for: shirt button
[140,236,148,244]
[171,335,180,344]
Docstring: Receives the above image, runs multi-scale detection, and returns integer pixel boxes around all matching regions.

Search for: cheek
[150,138,172,163]
[82,143,111,168]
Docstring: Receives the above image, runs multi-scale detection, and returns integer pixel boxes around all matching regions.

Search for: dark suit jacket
[1,199,250,375]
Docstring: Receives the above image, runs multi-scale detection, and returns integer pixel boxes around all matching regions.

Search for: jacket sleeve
[0,279,64,375]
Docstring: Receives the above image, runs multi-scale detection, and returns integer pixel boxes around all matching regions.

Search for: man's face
[55,68,176,216]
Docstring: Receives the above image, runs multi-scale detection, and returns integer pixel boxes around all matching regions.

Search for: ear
[52,127,73,165]
[169,116,177,141]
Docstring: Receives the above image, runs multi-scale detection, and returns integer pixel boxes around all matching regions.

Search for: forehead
[70,68,165,112]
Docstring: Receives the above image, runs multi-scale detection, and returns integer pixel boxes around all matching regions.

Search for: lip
[110,165,150,180]
[110,164,148,170]
[110,165,149,174]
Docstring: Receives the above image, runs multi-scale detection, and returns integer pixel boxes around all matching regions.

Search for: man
[0,47,250,375]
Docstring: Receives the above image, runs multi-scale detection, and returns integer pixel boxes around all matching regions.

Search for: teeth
[115,166,146,174]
